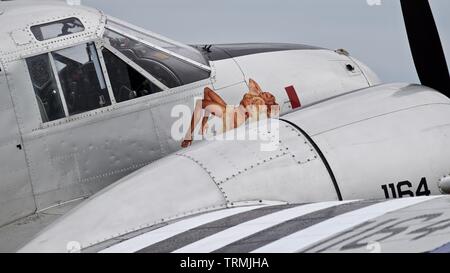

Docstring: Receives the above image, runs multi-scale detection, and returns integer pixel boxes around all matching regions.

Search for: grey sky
[83,0,449,84]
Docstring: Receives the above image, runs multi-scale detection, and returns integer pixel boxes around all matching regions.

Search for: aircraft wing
[79,196,450,253]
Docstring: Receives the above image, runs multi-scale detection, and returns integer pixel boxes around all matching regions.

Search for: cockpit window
[102,48,163,102]
[26,54,66,122]
[104,30,179,89]
[27,43,113,123]
[103,19,211,88]
[31,17,85,41]
[106,18,209,66]
[103,29,210,88]
[52,42,111,115]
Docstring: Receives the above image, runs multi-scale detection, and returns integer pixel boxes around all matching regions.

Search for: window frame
[30,17,85,42]
[27,40,118,124]
[105,17,211,73]
[49,41,113,116]
[27,17,215,124]
[100,41,169,92]
[93,40,118,104]
[26,53,68,123]
[48,52,70,117]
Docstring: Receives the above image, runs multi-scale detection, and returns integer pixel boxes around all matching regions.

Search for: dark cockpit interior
[104,29,210,89]
[52,42,111,115]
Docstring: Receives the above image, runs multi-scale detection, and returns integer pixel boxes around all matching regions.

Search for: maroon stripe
[285,85,301,109]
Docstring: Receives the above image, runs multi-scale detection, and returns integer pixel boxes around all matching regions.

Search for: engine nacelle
[284,83,450,200]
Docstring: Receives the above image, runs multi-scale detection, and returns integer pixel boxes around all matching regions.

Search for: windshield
[103,19,211,87]
[105,17,209,67]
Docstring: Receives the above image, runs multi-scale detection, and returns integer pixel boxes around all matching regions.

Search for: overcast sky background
[83,0,450,84]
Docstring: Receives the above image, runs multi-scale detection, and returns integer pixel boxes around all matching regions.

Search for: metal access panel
[0,62,36,226]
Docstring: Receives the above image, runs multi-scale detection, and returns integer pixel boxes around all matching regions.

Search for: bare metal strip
[95,41,116,104]
[48,53,69,117]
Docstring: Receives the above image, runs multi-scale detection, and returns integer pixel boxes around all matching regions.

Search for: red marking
[285,85,301,109]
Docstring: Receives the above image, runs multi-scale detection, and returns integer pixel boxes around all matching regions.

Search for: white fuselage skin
[19,82,450,253]
[6,2,450,254]
[0,2,379,227]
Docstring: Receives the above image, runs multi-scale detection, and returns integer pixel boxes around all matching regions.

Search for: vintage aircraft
[0,0,379,231]
[1,0,450,252]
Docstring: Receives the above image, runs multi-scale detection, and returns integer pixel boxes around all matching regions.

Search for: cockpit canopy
[0,3,212,124]
[103,17,210,89]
